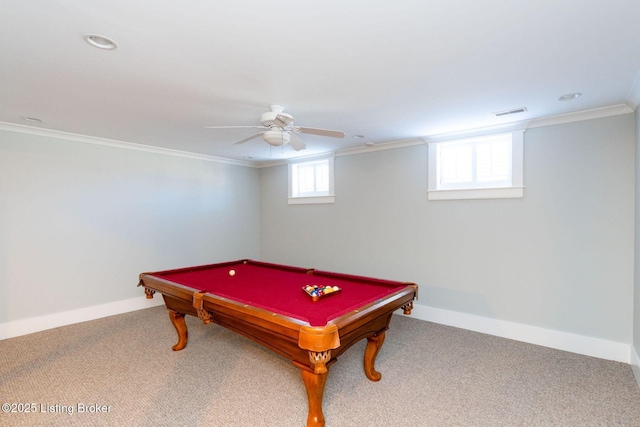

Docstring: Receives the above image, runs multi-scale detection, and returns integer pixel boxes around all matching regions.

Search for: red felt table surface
[152,261,407,326]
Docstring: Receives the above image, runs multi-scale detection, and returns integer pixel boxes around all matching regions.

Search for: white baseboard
[0,296,164,341]
[631,346,640,389]
[405,304,631,364]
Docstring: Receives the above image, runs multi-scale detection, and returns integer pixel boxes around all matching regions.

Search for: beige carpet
[1,306,640,426]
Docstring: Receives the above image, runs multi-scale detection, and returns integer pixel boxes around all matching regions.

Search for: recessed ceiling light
[83,34,118,50]
[23,117,43,123]
[558,93,581,101]
[352,135,364,139]
[365,142,375,147]
[243,156,253,159]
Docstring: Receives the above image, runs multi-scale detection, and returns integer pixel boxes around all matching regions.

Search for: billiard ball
[229,270,236,276]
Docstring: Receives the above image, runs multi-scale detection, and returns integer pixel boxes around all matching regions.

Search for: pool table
[138,259,417,427]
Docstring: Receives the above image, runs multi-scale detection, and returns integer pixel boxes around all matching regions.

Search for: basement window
[288,157,335,204]
[427,128,524,200]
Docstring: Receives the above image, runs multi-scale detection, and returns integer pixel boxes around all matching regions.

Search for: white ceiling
[2,1,640,164]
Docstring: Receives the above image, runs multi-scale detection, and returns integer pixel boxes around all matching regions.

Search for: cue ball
[229,270,236,276]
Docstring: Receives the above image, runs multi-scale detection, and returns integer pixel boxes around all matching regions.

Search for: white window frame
[288,156,335,204]
[427,126,524,200]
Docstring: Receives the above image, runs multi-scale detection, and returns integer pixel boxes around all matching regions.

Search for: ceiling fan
[205,105,345,151]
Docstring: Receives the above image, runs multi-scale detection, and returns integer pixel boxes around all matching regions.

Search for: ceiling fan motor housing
[261,111,293,128]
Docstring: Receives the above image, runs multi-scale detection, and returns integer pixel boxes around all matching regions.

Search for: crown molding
[0,121,255,167]
[255,138,426,168]
[424,121,529,144]
[626,71,640,111]
[2,102,635,169]
[254,159,288,168]
[254,151,340,168]
[527,104,634,129]
[336,137,426,156]
[286,152,336,163]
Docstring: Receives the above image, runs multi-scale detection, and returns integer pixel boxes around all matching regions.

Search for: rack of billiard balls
[302,284,341,301]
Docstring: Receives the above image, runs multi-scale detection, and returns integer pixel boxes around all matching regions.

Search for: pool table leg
[167,310,188,351]
[301,367,328,427]
[363,331,386,381]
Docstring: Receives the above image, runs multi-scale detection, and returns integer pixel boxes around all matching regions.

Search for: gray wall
[2,112,636,348]
[0,130,261,323]
[260,114,636,343]
[635,106,640,356]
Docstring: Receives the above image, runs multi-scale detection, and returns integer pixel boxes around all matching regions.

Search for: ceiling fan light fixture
[263,130,290,146]
[206,105,343,152]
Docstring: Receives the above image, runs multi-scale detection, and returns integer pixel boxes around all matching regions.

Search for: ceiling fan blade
[288,132,307,151]
[295,126,345,138]
[274,114,294,128]
[205,125,268,129]
[233,132,264,145]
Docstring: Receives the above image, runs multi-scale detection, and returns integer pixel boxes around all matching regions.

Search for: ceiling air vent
[492,107,527,117]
